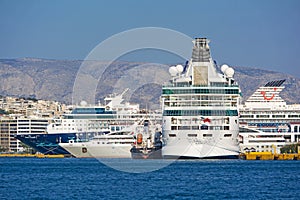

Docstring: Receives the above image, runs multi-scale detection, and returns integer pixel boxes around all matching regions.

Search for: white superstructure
[161,38,240,159]
[46,89,161,140]
[47,90,141,136]
[239,80,300,153]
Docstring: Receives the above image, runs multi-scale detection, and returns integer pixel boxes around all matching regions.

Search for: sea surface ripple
[0,158,300,199]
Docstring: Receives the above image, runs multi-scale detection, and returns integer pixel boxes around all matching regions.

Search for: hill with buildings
[0,58,300,109]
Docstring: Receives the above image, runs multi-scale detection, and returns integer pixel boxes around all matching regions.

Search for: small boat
[130,119,163,159]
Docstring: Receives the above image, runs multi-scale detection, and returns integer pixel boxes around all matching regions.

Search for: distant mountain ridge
[0,58,300,109]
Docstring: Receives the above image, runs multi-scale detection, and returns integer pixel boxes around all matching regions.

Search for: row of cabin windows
[64,115,116,119]
[171,125,230,130]
[168,133,232,138]
[254,115,285,118]
[162,88,239,95]
[240,115,300,118]
[163,110,238,116]
[164,102,236,107]
[163,96,236,101]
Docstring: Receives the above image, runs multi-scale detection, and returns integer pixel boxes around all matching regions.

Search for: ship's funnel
[192,38,211,62]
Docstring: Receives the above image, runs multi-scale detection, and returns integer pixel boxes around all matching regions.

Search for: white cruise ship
[59,117,160,158]
[161,38,241,159]
[239,80,300,153]
[60,130,135,158]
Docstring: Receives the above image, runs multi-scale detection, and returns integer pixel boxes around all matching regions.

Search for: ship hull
[162,130,239,159]
[87,144,132,158]
[163,155,239,159]
[15,132,99,155]
[130,146,162,159]
[162,144,239,159]
[16,133,77,155]
[59,142,92,158]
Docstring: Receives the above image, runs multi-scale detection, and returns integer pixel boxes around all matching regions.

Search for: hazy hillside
[0,58,300,109]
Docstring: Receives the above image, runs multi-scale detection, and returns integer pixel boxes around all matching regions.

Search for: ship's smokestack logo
[260,88,277,101]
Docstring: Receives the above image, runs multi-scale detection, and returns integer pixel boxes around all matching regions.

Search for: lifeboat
[137,133,143,144]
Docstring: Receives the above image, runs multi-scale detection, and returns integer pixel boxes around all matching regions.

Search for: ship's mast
[191,38,211,63]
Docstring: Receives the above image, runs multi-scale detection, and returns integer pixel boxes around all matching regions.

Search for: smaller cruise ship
[239,80,300,153]
[60,117,161,158]
[60,131,135,158]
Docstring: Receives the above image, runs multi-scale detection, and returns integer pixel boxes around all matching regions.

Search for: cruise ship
[59,117,161,158]
[161,38,241,159]
[239,80,300,153]
[61,131,135,158]
[16,90,161,155]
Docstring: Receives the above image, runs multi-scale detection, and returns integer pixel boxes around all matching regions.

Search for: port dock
[0,153,65,158]
[2,152,299,160]
[240,152,300,160]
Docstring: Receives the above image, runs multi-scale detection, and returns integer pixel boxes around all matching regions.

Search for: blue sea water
[0,158,300,199]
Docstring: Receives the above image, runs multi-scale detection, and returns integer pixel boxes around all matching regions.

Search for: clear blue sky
[0,0,300,77]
